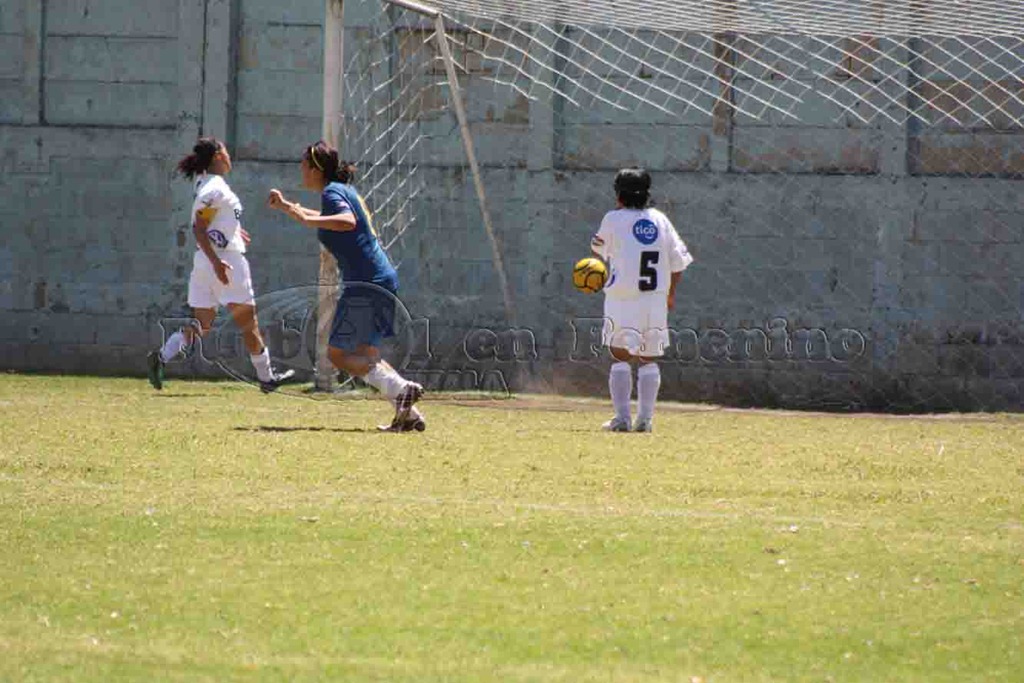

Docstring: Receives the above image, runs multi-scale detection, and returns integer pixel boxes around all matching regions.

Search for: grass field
[0,374,1021,682]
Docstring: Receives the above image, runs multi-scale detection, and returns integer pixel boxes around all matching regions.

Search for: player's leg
[325,289,382,378]
[326,343,424,431]
[148,254,219,390]
[158,325,189,363]
[335,345,425,431]
[226,303,295,392]
[361,283,423,429]
[602,299,640,431]
[227,303,264,355]
[368,355,424,432]
[634,358,661,432]
[327,285,423,430]
[147,310,213,390]
[220,254,293,392]
[190,307,217,339]
[634,299,669,433]
[604,345,634,431]
[328,344,372,377]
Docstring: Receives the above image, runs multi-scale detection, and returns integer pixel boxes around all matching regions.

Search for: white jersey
[191,173,245,254]
[591,207,693,300]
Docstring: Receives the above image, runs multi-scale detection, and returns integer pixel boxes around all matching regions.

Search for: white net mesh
[340,0,1024,409]
[432,0,1024,38]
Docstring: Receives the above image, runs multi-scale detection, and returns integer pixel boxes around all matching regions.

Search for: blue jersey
[318,182,397,287]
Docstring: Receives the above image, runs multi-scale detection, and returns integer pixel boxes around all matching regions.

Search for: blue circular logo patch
[208,229,228,248]
[632,219,658,245]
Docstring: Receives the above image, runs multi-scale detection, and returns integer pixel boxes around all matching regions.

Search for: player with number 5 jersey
[590,167,693,432]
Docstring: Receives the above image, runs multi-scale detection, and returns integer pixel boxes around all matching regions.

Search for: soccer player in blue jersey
[268,141,425,432]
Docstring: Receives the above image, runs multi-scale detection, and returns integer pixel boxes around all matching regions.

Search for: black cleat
[146,351,164,390]
[393,382,424,426]
[377,413,426,433]
[259,368,297,394]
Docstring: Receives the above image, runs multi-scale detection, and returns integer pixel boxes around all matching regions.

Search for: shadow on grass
[152,393,217,398]
[233,425,378,434]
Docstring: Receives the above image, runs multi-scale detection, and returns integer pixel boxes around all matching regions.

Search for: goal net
[332,0,1024,410]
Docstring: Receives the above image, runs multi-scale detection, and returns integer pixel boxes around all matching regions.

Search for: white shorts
[602,295,669,357]
[187,250,255,309]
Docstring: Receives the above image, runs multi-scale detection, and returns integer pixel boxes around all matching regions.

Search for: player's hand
[214,259,233,285]
[267,189,284,210]
[240,227,251,244]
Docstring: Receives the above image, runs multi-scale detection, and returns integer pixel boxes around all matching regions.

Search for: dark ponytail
[177,136,222,180]
[305,140,356,184]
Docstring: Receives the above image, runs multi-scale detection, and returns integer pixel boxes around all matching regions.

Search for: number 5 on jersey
[639,251,659,291]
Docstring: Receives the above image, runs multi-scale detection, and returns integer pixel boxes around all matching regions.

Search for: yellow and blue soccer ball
[572,257,607,294]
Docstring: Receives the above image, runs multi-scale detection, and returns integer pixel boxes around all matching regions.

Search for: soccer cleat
[377,412,427,433]
[259,368,296,394]
[633,417,653,433]
[403,407,427,432]
[393,382,424,426]
[601,416,631,432]
[146,350,164,390]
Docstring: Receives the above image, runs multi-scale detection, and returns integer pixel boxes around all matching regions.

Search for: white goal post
[316,0,516,390]
[315,0,344,391]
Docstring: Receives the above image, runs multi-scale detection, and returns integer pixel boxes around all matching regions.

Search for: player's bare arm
[268,189,356,232]
[297,211,356,232]
[267,189,315,217]
[193,209,232,285]
[668,270,682,310]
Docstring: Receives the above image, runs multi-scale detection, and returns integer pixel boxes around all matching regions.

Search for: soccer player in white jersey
[147,137,293,392]
[590,168,694,432]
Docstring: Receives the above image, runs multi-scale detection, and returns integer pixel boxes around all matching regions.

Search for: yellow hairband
[309,146,324,171]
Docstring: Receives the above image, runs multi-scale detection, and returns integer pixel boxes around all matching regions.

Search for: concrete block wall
[0,0,321,377]
[1,0,1022,411]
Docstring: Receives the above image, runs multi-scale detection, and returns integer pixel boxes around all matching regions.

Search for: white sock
[609,362,632,422]
[364,362,408,401]
[250,347,273,382]
[637,363,661,421]
[159,331,187,363]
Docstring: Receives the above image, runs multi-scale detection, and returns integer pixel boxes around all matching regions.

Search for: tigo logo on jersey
[632,219,658,245]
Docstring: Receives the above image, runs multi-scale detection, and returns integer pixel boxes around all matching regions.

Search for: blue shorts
[329,279,398,352]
